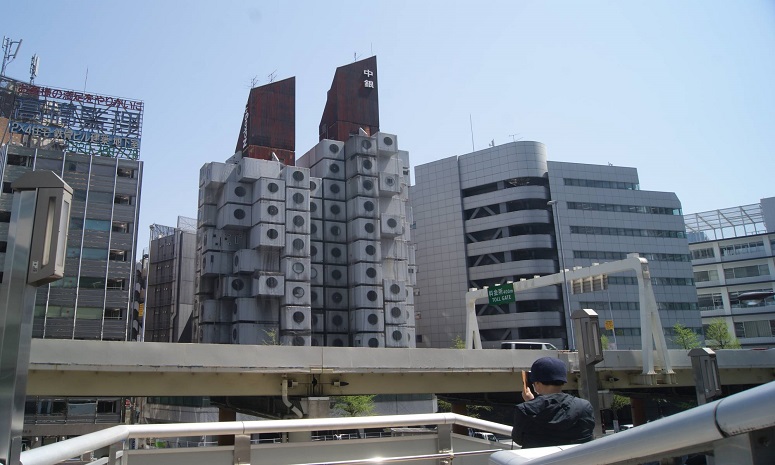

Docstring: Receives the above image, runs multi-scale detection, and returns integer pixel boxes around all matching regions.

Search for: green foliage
[705,319,742,349]
[262,328,279,345]
[600,334,610,350]
[333,395,376,417]
[452,335,466,349]
[610,394,631,412]
[672,323,701,349]
[436,399,492,418]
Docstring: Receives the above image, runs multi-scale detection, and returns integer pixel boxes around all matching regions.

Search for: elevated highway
[26,339,775,397]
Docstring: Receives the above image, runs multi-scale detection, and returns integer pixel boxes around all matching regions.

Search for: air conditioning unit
[283,234,310,258]
[344,134,377,157]
[349,262,382,286]
[285,211,311,235]
[347,218,379,241]
[310,219,323,241]
[309,177,322,198]
[322,179,346,201]
[280,331,311,347]
[383,279,407,302]
[236,157,280,184]
[323,221,347,243]
[200,322,230,344]
[310,241,324,263]
[251,177,286,203]
[346,175,378,199]
[378,173,401,197]
[382,259,409,281]
[252,200,285,225]
[310,198,323,220]
[310,264,323,286]
[311,159,345,181]
[217,181,252,207]
[374,132,398,157]
[283,281,310,306]
[286,187,310,212]
[197,204,217,228]
[350,309,384,332]
[350,285,383,309]
[200,300,234,324]
[385,325,415,348]
[326,311,349,332]
[324,243,347,265]
[380,215,404,238]
[198,186,217,207]
[310,286,323,308]
[281,166,310,189]
[348,240,380,264]
[201,251,234,276]
[311,310,325,332]
[346,196,379,220]
[234,297,279,324]
[322,200,346,222]
[325,333,349,347]
[200,162,235,188]
[382,238,409,260]
[384,303,409,325]
[352,332,385,348]
[249,223,285,249]
[216,204,251,230]
[215,276,251,299]
[280,306,311,331]
[345,155,377,179]
[325,287,349,309]
[324,265,348,287]
[251,272,284,297]
[281,257,311,282]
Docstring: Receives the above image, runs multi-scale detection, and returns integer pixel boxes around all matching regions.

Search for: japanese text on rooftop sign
[487,284,516,305]
[363,69,375,89]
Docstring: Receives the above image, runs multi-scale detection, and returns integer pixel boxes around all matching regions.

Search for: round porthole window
[292,171,305,182]
[333,338,344,347]
[332,269,342,280]
[368,338,379,348]
[266,277,278,288]
[292,286,305,298]
[390,284,401,294]
[329,143,339,153]
[233,256,240,266]
[367,314,378,325]
[292,262,305,274]
[311,245,318,256]
[267,228,278,239]
[267,205,279,215]
[333,314,343,325]
[365,223,375,233]
[331,225,341,236]
[330,204,341,215]
[293,311,305,323]
[233,208,246,220]
[363,159,373,170]
[293,336,305,346]
[366,267,377,278]
[363,179,374,190]
[332,292,343,303]
[383,136,394,146]
[385,176,395,186]
[231,279,244,291]
[310,267,318,279]
[331,247,342,258]
[364,201,374,212]
[330,184,340,194]
[268,182,279,193]
[310,202,317,213]
[234,185,247,197]
[311,223,317,234]
[391,306,402,318]
[367,290,378,301]
[387,218,398,228]
[293,238,305,250]
[330,164,340,173]
[311,290,318,301]
[292,193,304,204]
[361,140,372,151]
[293,215,305,227]
[365,245,376,255]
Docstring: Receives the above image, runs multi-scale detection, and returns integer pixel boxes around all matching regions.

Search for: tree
[705,319,742,349]
[600,334,610,350]
[610,394,631,425]
[436,398,492,419]
[332,395,376,417]
[452,335,466,349]
[672,323,701,349]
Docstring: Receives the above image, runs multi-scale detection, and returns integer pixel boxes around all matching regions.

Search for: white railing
[490,380,775,465]
[20,412,512,465]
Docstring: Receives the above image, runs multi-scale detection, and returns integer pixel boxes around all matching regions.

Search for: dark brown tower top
[319,56,379,142]
[236,76,296,165]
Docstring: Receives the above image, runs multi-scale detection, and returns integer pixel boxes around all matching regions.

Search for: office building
[685,197,775,347]
[410,142,699,350]
[0,75,144,440]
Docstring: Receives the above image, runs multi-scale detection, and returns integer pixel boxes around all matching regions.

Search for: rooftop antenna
[509,134,522,142]
[1,36,23,77]
[29,54,39,84]
[489,139,495,147]
[250,75,260,88]
[268,69,277,83]
[354,52,361,62]
[469,114,475,152]
[83,67,88,92]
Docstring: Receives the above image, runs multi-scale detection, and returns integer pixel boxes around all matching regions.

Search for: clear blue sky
[5,1,774,251]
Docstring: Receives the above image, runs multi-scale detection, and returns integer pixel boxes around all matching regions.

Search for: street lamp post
[548,200,575,350]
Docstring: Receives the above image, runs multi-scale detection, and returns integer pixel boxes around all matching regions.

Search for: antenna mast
[1,37,23,77]
[29,54,39,84]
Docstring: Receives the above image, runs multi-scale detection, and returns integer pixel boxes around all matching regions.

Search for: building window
[723,264,770,280]
[114,194,133,205]
[81,248,108,260]
[80,277,106,289]
[570,225,686,239]
[736,320,775,338]
[0,211,10,223]
[117,167,135,178]
[697,293,724,310]
[720,241,765,257]
[106,279,126,290]
[109,249,128,261]
[112,221,131,233]
[0,241,6,253]
[84,219,111,231]
[691,248,715,260]
[567,202,681,216]
[104,308,122,319]
[89,191,114,204]
[563,178,639,190]
[73,190,87,202]
[2,182,13,194]
[694,269,719,283]
[6,154,33,167]
[76,307,103,320]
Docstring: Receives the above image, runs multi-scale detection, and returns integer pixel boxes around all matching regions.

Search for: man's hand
[522,386,535,402]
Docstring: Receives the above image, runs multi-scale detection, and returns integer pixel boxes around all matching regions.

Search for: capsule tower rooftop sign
[5,79,143,159]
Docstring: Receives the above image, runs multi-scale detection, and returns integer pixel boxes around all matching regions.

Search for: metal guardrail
[19,412,513,465]
[490,380,775,465]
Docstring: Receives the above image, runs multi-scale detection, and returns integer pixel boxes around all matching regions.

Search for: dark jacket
[512,392,595,448]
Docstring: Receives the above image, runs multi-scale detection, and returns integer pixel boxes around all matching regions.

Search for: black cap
[529,357,568,384]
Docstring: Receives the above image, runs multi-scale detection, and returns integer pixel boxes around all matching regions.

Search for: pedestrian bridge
[27,339,775,396]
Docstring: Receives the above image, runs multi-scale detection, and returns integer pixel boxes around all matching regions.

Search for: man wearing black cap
[512,357,595,448]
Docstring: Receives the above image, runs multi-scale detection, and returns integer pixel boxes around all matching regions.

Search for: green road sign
[487,284,515,305]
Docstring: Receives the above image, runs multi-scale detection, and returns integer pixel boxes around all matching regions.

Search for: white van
[500,341,558,350]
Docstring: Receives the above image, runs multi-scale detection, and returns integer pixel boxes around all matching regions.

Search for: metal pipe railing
[490,380,775,465]
[20,412,513,465]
